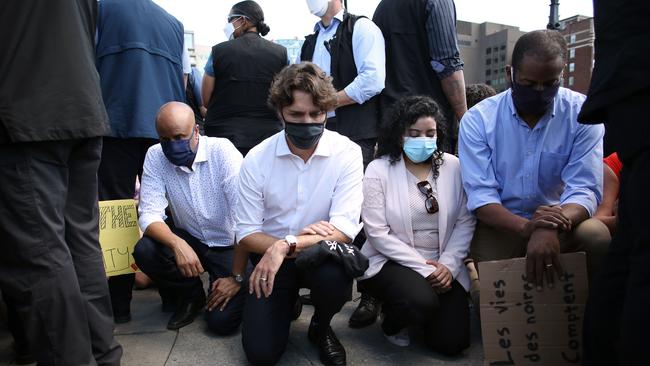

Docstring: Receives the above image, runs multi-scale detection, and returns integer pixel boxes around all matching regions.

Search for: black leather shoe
[167,292,205,330]
[348,293,379,328]
[113,312,132,324]
[317,327,346,366]
[292,297,303,321]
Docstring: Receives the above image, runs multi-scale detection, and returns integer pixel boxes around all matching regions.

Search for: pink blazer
[359,153,475,290]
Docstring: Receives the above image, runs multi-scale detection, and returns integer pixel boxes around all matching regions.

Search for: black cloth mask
[283,121,325,149]
[510,69,560,116]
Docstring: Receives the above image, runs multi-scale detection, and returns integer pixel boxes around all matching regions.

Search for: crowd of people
[0,0,648,365]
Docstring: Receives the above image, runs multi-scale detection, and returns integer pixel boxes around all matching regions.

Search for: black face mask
[284,121,325,149]
[510,69,560,116]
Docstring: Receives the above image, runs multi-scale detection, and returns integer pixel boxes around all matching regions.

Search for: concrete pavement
[0,285,484,365]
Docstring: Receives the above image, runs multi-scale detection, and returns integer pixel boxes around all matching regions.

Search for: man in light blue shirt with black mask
[459,30,606,289]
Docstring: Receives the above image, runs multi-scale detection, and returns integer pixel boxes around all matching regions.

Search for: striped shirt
[425,0,464,78]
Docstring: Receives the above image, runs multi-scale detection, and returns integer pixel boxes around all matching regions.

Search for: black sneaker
[348,293,379,328]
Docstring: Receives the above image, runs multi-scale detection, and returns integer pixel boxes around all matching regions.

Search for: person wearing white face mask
[201,1,288,157]
[358,95,475,354]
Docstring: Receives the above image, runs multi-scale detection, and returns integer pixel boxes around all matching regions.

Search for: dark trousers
[132,228,247,335]
[242,257,352,366]
[360,261,470,356]
[0,138,122,365]
[584,93,650,365]
[98,136,157,316]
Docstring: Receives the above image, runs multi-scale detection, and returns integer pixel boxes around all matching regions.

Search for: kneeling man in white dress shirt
[133,102,248,333]
[236,62,364,366]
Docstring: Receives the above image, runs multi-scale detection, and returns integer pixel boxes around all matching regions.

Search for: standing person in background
[202,0,287,157]
[373,0,467,154]
[298,0,386,330]
[579,1,650,364]
[0,0,122,364]
[465,84,496,110]
[96,0,191,323]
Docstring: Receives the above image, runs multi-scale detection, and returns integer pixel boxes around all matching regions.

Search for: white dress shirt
[235,130,364,243]
[139,135,243,247]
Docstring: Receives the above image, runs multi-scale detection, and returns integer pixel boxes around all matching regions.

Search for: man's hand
[206,277,241,311]
[426,260,453,294]
[173,240,204,277]
[521,205,572,238]
[299,221,336,237]
[526,228,564,290]
[249,240,288,299]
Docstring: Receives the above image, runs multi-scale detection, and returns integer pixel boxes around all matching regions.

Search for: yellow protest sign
[99,199,141,276]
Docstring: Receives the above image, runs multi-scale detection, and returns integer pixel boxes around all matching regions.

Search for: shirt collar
[314,9,345,32]
[178,135,207,173]
[275,130,332,158]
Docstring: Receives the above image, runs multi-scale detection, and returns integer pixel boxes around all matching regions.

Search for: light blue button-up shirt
[296,10,385,117]
[458,87,604,219]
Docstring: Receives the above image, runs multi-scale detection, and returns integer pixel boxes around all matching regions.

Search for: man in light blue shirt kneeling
[458,30,606,289]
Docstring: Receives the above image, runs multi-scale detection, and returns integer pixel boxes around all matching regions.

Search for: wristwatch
[232,273,244,284]
[284,235,298,256]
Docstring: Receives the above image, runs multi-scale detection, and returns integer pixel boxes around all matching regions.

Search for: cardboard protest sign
[479,252,588,366]
[99,199,141,276]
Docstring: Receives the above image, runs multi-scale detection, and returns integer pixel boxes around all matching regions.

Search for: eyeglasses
[227,14,246,23]
[417,181,439,214]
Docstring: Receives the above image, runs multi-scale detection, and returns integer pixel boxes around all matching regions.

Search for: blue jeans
[133,228,247,335]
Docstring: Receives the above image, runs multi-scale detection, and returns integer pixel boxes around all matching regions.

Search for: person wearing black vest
[372,0,467,154]
[578,1,650,365]
[202,1,287,157]
[299,0,386,332]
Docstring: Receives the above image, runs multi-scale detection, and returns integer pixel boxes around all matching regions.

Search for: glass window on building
[493,46,498,52]
[568,76,575,86]
[500,45,506,50]
[486,69,491,76]
[486,59,492,65]
[500,55,506,62]
[569,63,575,72]
[486,48,492,54]
[570,34,576,44]
[569,48,576,59]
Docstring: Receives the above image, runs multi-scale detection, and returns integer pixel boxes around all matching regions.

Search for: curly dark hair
[376,95,446,179]
[267,62,338,112]
[466,83,496,109]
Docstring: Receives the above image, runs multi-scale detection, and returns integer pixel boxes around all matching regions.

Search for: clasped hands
[249,221,336,299]
[523,205,569,291]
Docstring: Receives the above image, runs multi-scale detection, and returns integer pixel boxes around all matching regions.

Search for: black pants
[360,261,470,356]
[242,257,352,365]
[584,92,650,365]
[98,136,157,316]
[132,229,247,335]
[0,138,122,365]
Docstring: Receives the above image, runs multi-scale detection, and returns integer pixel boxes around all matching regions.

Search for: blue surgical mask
[161,127,197,167]
[403,136,437,163]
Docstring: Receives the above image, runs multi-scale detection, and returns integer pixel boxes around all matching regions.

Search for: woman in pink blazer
[358,96,476,355]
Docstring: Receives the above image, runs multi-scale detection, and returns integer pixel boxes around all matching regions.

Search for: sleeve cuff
[561,195,598,217]
[138,214,166,233]
[330,217,363,242]
[235,228,262,244]
[343,84,364,105]
[467,193,501,213]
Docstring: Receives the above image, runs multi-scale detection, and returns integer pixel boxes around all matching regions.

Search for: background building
[457,21,526,92]
[559,15,594,94]
[273,38,305,63]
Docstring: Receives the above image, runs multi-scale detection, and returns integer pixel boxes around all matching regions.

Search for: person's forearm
[144,222,184,250]
[561,203,590,227]
[295,229,351,253]
[231,244,249,276]
[238,232,279,255]
[440,70,467,120]
[476,203,529,237]
[335,90,356,108]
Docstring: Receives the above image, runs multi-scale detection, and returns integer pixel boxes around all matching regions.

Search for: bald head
[155,102,196,139]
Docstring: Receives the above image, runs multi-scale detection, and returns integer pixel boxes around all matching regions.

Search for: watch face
[234,274,244,283]
[285,235,297,245]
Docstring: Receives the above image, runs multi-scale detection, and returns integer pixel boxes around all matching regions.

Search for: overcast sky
[153,0,594,47]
